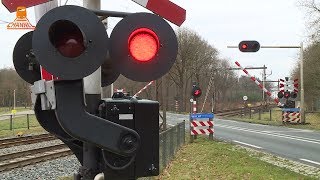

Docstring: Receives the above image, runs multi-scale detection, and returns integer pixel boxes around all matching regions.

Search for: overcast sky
[0,0,308,82]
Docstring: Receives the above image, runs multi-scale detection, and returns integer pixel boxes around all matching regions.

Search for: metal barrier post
[27,114,30,129]
[177,123,181,147]
[10,115,13,130]
[259,109,261,120]
[162,131,167,166]
[209,117,213,140]
[249,107,252,119]
[182,121,186,144]
[269,109,272,121]
[189,116,194,143]
[170,128,174,159]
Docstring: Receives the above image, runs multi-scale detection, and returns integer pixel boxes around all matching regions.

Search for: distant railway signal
[191,85,202,99]
[238,41,260,52]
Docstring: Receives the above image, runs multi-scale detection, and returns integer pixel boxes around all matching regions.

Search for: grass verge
[225,108,320,131]
[0,114,46,138]
[158,137,315,180]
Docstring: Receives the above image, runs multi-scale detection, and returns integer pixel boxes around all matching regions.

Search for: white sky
[0,0,308,82]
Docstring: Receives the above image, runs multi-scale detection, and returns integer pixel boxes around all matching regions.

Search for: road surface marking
[233,140,262,149]
[216,124,320,145]
[300,159,320,166]
[218,124,320,143]
[262,130,313,133]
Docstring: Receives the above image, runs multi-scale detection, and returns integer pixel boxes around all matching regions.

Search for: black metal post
[259,109,261,120]
[10,115,13,130]
[27,114,30,129]
[269,109,272,121]
[80,94,101,180]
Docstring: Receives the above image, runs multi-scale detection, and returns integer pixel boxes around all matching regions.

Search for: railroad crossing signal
[278,78,298,99]
[191,85,202,99]
[278,77,298,108]
[238,41,260,52]
[11,3,184,179]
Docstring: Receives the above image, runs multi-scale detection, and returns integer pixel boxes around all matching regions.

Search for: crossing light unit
[191,85,202,99]
[12,3,183,180]
[238,41,260,52]
[278,78,299,99]
[110,12,178,82]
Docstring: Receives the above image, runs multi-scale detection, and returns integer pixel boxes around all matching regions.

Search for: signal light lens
[128,28,159,62]
[242,44,248,49]
[284,91,290,98]
[49,20,85,58]
[194,90,201,96]
[290,92,297,99]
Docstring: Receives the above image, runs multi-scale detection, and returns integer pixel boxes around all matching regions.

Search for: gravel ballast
[0,155,80,180]
[0,139,63,155]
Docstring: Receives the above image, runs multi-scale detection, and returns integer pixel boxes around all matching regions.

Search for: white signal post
[82,1,104,179]
[83,0,102,96]
[228,43,305,123]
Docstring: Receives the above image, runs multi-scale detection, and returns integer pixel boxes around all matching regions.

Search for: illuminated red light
[128,28,159,62]
[194,90,201,96]
[284,91,290,98]
[242,44,248,49]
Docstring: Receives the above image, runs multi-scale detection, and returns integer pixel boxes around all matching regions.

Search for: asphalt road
[165,112,320,168]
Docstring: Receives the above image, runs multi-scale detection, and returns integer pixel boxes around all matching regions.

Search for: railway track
[0,144,72,172]
[0,134,56,149]
[215,105,276,117]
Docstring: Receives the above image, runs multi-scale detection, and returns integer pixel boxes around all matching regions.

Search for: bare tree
[300,0,320,40]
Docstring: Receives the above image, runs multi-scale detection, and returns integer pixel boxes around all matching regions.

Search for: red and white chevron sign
[132,0,186,26]
[282,112,300,124]
[190,120,214,135]
[191,121,213,127]
[191,128,214,135]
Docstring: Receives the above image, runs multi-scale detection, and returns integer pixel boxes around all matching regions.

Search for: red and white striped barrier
[133,81,154,98]
[279,79,285,93]
[235,61,282,106]
[282,112,301,123]
[132,0,186,26]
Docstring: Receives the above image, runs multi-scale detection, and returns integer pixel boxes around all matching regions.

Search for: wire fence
[236,108,320,127]
[0,114,39,131]
[159,121,185,172]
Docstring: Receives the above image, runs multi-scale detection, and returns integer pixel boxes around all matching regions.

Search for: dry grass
[158,137,314,180]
